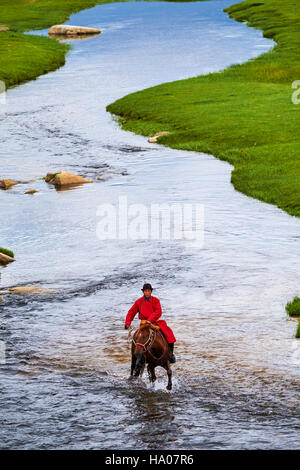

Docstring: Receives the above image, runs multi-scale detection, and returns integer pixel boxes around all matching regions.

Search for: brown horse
[129,321,173,390]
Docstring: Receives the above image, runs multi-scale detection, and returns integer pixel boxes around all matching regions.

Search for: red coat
[125,296,176,344]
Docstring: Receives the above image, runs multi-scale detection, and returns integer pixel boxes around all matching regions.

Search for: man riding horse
[124,283,176,363]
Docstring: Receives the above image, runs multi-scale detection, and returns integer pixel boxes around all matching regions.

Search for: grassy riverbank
[107,0,300,218]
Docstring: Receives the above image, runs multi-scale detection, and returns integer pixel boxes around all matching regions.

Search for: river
[1,0,300,450]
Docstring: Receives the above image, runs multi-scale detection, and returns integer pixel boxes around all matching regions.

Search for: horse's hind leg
[165,363,172,391]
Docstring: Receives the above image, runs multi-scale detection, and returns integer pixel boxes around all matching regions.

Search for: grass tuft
[286,297,300,318]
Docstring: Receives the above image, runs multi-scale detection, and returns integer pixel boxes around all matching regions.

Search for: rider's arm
[125,300,139,327]
[148,298,162,324]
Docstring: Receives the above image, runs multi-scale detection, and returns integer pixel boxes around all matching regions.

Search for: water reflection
[124,385,179,449]
[48,33,101,40]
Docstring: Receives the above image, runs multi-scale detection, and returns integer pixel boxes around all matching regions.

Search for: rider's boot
[168,343,176,363]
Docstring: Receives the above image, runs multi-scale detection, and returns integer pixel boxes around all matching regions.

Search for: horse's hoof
[167,385,172,391]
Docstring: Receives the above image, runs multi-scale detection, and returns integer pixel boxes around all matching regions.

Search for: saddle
[139,319,160,331]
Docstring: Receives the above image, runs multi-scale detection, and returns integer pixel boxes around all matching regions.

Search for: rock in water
[0,252,15,264]
[9,286,56,295]
[0,179,18,189]
[48,25,101,36]
[45,171,92,187]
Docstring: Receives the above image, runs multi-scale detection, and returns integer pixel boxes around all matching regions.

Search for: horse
[128,320,173,390]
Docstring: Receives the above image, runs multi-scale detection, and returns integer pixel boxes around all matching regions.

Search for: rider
[124,283,176,363]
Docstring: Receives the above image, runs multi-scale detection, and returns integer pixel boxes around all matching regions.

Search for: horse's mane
[138,320,160,332]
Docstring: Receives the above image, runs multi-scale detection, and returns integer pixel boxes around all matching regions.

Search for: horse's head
[134,324,151,354]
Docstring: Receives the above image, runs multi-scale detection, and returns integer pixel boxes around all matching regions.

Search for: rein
[133,327,156,353]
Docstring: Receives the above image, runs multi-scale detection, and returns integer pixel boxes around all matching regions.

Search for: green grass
[0,31,70,88]
[107,0,300,218]
[286,297,300,318]
[0,247,14,258]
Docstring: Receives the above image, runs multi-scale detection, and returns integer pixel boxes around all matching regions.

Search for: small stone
[148,131,171,143]
[46,170,92,187]
[25,189,37,194]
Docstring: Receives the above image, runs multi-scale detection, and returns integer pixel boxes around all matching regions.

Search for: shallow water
[1,1,300,450]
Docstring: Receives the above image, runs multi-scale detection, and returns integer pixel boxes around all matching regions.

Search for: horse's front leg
[166,362,172,391]
[128,355,136,380]
[147,365,156,383]
[140,362,145,377]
